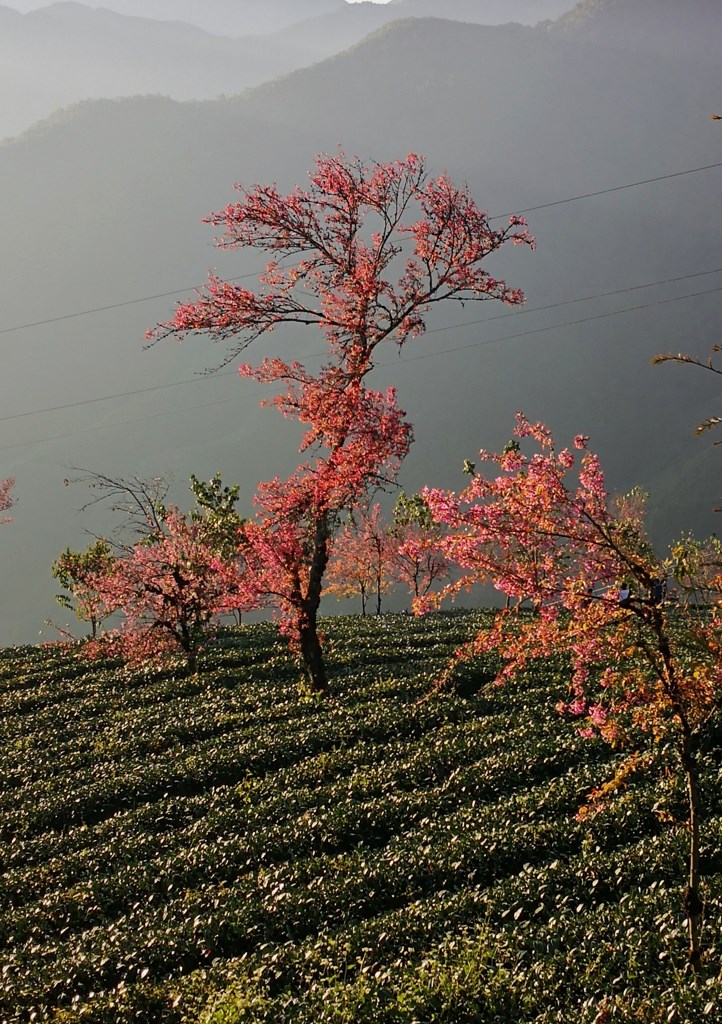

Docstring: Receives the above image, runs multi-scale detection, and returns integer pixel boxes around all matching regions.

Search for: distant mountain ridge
[388,0,572,22]
[263,0,574,58]
[4,0,573,34]
[0,2,327,140]
[0,0,576,141]
[1,0,345,34]
[548,0,722,56]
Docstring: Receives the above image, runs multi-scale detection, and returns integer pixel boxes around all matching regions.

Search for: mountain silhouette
[0,0,577,141]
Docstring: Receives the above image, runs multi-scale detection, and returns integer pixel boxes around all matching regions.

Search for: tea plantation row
[0,612,720,1023]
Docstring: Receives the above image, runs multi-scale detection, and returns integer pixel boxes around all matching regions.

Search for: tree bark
[299,615,328,693]
[681,735,703,974]
[177,614,198,676]
[298,514,331,694]
[648,606,704,974]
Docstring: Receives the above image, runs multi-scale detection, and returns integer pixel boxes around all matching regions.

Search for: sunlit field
[1,611,720,1023]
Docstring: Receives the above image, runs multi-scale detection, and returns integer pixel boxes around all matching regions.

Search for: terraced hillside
[0,612,720,1023]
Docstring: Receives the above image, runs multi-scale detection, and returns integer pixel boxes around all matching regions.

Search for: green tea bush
[0,612,719,1024]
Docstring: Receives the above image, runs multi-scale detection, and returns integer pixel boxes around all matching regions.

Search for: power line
[2,159,721,339]
[489,161,722,219]
[3,282,720,453]
[423,266,722,337]
[0,394,254,452]
[384,283,722,364]
[3,266,721,425]
[0,272,262,337]
[0,370,238,423]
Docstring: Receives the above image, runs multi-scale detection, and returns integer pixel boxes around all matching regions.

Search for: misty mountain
[548,0,722,58]
[389,0,573,22]
[1,0,578,142]
[1,0,345,35]
[264,0,575,58]
[0,2,342,141]
[4,0,574,35]
[1,2,720,645]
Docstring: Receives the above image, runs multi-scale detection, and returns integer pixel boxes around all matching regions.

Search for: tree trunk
[681,735,704,974]
[650,607,704,974]
[178,617,197,676]
[299,614,328,693]
[298,514,331,694]
[360,583,367,617]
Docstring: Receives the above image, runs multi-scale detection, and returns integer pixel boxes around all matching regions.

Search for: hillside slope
[0,613,720,1021]
[549,0,722,57]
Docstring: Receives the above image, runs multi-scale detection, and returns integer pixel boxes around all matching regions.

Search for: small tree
[189,473,245,554]
[68,471,252,671]
[151,152,532,692]
[389,492,450,603]
[189,472,247,623]
[326,503,393,615]
[0,478,14,524]
[51,539,116,638]
[424,414,722,972]
[87,509,251,674]
[670,532,722,607]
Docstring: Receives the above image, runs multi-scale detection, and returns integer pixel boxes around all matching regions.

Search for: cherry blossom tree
[67,471,251,670]
[326,503,394,616]
[237,381,411,686]
[151,152,532,692]
[423,414,722,972]
[389,492,450,603]
[87,509,251,674]
[0,478,14,524]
